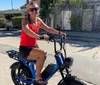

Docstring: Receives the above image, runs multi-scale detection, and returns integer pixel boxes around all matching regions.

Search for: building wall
[0,14,4,18]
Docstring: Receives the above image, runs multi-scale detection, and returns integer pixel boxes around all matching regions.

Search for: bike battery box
[41,63,57,80]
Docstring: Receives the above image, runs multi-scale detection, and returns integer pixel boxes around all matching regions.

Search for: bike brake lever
[47,36,53,44]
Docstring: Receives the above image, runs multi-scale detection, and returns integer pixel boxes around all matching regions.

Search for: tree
[39,0,84,30]
[39,0,84,18]
[69,0,84,8]
[39,0,66,20]
[39,0,50,20]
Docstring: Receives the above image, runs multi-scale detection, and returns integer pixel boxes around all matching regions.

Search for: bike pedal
[34,80,40,85]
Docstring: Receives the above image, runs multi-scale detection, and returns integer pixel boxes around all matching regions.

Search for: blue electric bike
[6,35,86,85]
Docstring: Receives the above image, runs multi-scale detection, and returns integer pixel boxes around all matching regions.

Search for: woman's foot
[35,79,48,85]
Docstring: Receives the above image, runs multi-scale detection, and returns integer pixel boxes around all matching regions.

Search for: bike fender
[10,62,21,69]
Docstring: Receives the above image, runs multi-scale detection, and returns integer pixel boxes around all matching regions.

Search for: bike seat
[7,50,37,63]
[6,50,19,58]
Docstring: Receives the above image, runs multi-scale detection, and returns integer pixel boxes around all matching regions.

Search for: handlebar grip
[39,35,44,40]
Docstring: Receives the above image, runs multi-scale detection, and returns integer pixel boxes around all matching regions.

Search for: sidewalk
[1,28,100,42]
[66,31,100,42]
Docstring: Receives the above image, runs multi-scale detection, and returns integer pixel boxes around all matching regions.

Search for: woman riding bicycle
[19,1,66,84]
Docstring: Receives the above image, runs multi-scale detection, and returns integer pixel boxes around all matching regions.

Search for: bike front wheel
[58,76,87,85]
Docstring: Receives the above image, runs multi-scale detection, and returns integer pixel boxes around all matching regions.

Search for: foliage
[40,0,51,19]
[12,16,23,28]
[0,18,6,27]
[39,0,84,31]
[5,14,13,21]
[82,2,90,9]
[5,13,21,21]
[40,0,66,19]
[39,0,85,20]
[69,0,84,8]
[56,24,61,30]
[70,14,82,31]
[55,0,66,4]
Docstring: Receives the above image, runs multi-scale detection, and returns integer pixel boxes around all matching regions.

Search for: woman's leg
[27,48,47,80]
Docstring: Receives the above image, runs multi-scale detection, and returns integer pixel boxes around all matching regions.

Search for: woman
[19,1,66,84]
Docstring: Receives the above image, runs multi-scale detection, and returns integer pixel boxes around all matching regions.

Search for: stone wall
[93,4,100,31]
[82,9,93,31]
[50,5,71,30]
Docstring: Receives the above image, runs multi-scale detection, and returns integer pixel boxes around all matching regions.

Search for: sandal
[34,79,48,85]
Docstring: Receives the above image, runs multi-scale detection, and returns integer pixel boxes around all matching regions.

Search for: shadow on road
[67,40,100,52]
[0,28,21,37]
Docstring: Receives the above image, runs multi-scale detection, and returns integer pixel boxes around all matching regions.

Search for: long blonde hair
[24,1,38,23]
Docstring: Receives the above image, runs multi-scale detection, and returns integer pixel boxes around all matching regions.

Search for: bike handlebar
[48,35,67,55]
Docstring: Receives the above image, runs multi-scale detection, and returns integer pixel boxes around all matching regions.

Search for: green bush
[55,24,61,30]
[70,14,82,31]
[12,16,23,28]
[0,18,6,27]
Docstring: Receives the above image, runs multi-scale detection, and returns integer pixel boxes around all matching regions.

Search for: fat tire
[58,77,87,85]
[11,63,32,85]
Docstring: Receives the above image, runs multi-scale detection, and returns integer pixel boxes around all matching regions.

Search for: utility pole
[26,0,29,4]
[11,0,13,10]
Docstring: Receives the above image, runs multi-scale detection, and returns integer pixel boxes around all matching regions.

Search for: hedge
[0,18,6,27]
[70,14,82,31]
[12,16,23,28]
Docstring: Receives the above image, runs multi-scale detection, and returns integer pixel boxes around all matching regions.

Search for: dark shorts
[19,45,39,59]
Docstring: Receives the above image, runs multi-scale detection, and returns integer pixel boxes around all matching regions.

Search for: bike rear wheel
[58,76,87,85]
[11,63,32,85]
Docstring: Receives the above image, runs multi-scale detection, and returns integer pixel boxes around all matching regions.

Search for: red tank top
[20,22,40,47]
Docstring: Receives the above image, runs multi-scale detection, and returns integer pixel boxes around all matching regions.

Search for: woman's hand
[42,34,49,40]
[59,31,66,37]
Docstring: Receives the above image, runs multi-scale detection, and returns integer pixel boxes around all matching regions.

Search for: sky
[0,0,26,10]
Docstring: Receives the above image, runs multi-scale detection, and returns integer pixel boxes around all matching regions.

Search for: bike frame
[12,51,64,84]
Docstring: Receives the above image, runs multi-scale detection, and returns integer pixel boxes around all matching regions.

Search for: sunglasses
[29,7,39,12]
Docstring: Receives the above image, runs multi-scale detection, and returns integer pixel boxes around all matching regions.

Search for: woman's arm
[22,18,40,38]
